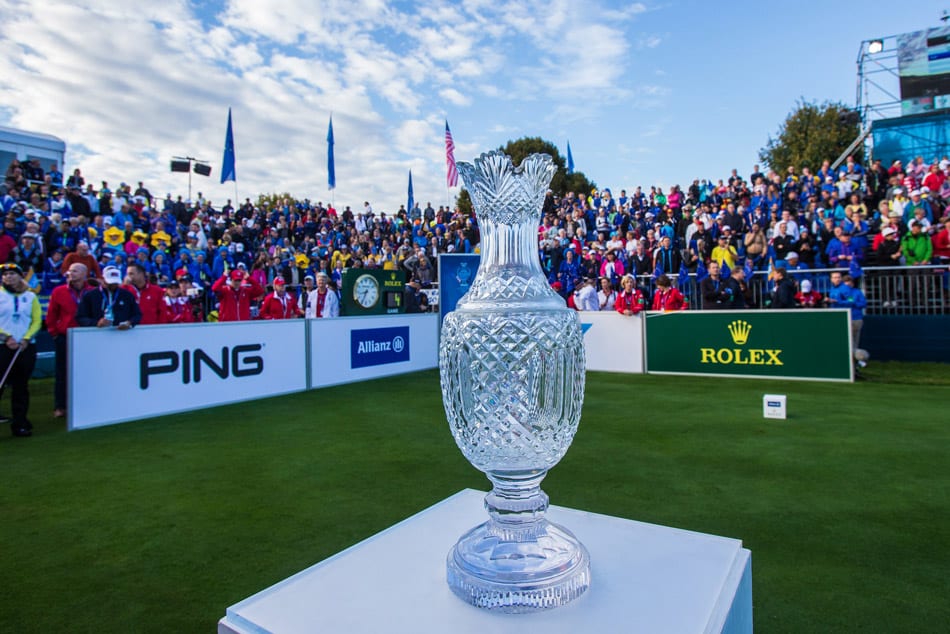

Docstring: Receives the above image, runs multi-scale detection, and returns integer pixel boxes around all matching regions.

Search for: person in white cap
[794,279,822,308]
[76,266,141,330]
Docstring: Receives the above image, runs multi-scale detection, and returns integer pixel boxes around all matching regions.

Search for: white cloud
[439,88,471,106]
[0,0,661,210]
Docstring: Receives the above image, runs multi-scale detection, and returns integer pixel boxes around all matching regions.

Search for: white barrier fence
[66,311,646,430]
[579,312,645,374]
[68,320,308,430]
[67,314,440,431]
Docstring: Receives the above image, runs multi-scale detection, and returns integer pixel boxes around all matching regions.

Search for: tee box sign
[645,309,853,382]
[341,269,406,316]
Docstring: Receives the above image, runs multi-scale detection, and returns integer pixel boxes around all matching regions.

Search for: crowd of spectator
[3,151,949,425]
[3,152,949,329]
[540,155,950,315]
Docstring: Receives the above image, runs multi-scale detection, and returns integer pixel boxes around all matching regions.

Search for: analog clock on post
[353,274,380,309]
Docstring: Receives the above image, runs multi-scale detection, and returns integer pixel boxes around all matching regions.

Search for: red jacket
[122,283,167,325]
[615,289,645,314]
[933,228,950,259]
[212,275,264,322]
[260,291,299,319]
[0,233,16,264]
[164,297,198,324]
[46,282,95,336]
[651,287,685,311]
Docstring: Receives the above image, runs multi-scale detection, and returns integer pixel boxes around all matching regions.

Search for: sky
[0,0,945,212]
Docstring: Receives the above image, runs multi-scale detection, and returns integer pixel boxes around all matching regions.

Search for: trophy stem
[485,471,549,537]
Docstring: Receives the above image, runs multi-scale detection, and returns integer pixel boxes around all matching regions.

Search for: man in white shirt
[573,277,599,311]
[306,272,339,318]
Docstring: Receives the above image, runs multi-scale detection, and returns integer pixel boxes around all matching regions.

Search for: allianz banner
[645,309,853,382]
[310,313,438,389]
[68,320,308,430]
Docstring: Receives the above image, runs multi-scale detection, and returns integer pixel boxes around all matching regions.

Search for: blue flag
[407,170,414,216]
[653,264,664,279]
[743,259,754,281]
[849,258,862,279]
[567,141,574,174]
[327,116,336,190]
[220,108,236,184]
[721,261,731,280]
[696,259,708,282]
[678,261,690,291]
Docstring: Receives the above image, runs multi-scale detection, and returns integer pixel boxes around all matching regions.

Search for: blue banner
[438,254,480,324]
[350,326,410,369]
[327,116,336,190]
[220,108,236,184]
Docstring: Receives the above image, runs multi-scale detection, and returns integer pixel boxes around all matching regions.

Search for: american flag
[445,120,458,187]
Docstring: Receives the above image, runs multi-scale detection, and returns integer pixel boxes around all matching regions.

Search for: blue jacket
[843,286,866,320]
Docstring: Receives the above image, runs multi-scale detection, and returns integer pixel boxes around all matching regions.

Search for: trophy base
[446,519,590,613]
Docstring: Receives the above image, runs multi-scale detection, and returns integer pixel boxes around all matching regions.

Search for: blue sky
[0,0,944,211]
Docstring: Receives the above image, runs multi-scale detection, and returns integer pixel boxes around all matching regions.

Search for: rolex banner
[645,309,853,382]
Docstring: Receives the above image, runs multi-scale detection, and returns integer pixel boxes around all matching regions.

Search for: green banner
[645,309,853,382]
[341,269,406,316]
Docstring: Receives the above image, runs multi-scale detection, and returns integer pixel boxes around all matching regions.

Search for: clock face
[353,274,380,308]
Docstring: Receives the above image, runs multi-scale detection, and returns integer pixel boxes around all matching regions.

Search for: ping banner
[68,320,308,430]
[645,309,853,382]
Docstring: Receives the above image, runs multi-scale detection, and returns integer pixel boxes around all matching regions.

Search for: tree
[759,100,863,174]
[456,136,596,216]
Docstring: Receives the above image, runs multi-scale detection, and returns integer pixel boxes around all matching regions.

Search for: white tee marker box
[763,394,787,419]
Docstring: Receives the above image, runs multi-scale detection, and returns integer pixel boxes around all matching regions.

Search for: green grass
[2,364,949,633]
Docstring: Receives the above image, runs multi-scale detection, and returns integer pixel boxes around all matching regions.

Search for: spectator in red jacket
[163,281,198,324]
[212,269,264,321]
[45,262,95,418]
[123,262,166,325]
[794,279,823,308]
[615,274,645,315]
[933,217,950,263]
[651,274,685,311]
[0,225,15,263]
[62,241,103,280]
[260,277,300,319]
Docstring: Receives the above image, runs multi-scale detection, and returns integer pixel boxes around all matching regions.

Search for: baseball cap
[229,270,245,280]
[273,276,286,286]
[786,251,799,260]
[801,280,812,292]
[103,266,123,284]
[882,227,897,237]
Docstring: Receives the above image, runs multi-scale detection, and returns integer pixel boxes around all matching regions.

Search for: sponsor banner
[350,326,410,369]
[645,309,853,382]
[579,312,644,374]
[437,254,479,324]
[310,314,438,389]
[68,320,308,430]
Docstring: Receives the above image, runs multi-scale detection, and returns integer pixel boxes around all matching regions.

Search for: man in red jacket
[212,270,264,321]
[123,262,166,325]
[45,262,95,417]
[260,277,300,319]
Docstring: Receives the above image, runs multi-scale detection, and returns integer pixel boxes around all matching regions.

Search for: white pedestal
[219,489,752,634]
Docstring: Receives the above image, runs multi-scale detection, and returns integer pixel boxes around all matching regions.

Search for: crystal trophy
[440,151,589,612]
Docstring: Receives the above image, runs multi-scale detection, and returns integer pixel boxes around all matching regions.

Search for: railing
[632,265,949,316]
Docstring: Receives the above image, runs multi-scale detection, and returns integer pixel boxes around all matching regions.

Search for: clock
[353,274,380,308]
